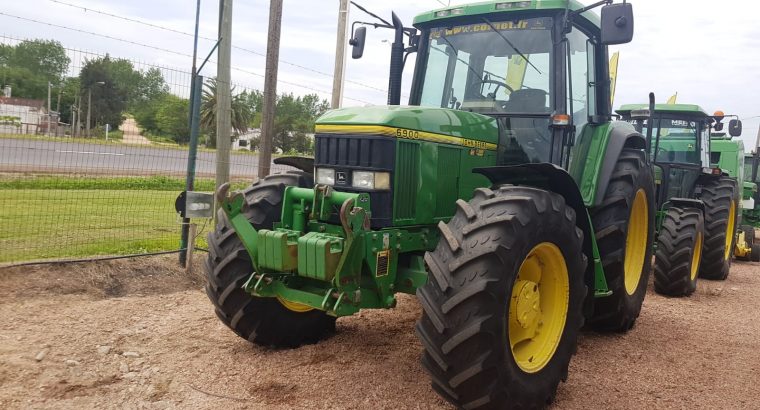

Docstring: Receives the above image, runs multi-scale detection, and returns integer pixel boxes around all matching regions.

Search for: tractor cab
[618,104,714,206]
[408,2,626,168]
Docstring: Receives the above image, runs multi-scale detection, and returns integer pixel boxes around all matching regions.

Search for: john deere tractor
[709,132,760,261]
[617,104,741,295]
[743,134,760,227]
[207,1,654,407]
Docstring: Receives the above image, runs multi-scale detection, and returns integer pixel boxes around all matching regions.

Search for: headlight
[352,171,374,189]
[374,172,391,189]
[351,171,390,190]
[316,168,335,185]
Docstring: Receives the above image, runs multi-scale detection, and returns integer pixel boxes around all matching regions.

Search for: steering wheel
[655,147,670,161]
[479,79,514,98]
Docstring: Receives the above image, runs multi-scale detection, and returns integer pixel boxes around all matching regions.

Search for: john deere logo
[336,172,347,184]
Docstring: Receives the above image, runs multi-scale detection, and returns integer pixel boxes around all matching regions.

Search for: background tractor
[710,132,759,261]
[618,104,741,296]
[206,1,653,408]
[743,131,760,228]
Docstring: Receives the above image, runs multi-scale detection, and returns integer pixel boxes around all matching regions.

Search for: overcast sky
[2,0,759,149]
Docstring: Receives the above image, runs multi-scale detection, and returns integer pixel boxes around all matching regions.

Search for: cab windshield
[649,117,702,165]
[419,17,553,113]
[418,16,555,164]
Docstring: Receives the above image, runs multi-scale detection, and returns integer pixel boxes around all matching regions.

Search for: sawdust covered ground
[1,255,758,409]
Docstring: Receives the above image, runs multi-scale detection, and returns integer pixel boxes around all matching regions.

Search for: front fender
[570,121,647,207]
[474,164,596,314]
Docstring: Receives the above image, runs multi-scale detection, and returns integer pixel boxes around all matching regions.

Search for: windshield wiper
[481,17,541,75]
[436,35,484,84]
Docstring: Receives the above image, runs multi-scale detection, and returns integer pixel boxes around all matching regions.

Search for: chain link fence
[0,35,292,264]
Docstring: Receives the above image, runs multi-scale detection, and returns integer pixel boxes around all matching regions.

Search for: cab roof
[413,0,600,27]
[616,103,710,117]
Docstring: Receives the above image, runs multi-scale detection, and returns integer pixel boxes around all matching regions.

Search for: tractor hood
[315,105,499,147]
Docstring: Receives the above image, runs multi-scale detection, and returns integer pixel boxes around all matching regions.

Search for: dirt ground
[1,255,759,409]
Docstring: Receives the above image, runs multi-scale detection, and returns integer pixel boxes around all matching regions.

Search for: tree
[56,76,80,126]
[155,94,190,143]
[12,40,70,83]
[0,40,70,100]
[270,93,329,154]
[78,56,170,132]
[135,68,169,105]
[199,78,253,147]
[79,55,129,131]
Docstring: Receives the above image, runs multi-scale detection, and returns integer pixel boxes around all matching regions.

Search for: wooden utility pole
[331,0,349,109]
[258,0,283,179]
[215,0,233,196]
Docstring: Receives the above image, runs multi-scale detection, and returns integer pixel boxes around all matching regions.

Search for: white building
[234,128,261,151]
[0,96,52,135]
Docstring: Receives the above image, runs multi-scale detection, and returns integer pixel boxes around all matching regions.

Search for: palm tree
[199,78,252,146]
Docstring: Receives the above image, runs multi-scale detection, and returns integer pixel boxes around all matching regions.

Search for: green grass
[0,175,248,191]
[0,175,265,263]
[0,189,189,263]
[142,132,178,145]
[0,133,129,146]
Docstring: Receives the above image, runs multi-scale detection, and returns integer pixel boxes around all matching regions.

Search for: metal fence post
[179,74,204,267]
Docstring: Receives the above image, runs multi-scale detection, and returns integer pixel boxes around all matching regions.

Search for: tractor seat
[503,89,548,113]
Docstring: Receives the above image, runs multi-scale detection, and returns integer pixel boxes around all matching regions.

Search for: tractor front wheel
[416,186,586,409]
[698,177,738,280]
[204,172,336,348]
[653,207,704,296]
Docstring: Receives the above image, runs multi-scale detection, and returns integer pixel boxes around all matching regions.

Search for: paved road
[0,137,281,178]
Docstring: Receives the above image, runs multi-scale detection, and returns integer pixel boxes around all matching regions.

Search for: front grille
[394,140,418,221]
[314,133,395,228]
[315,134,394,169]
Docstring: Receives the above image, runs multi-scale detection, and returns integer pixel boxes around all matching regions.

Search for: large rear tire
[589,148,655,331]
[204,172,336,348]
[653,207,704,296]
[698,177,737,280]
[416,186,586,409]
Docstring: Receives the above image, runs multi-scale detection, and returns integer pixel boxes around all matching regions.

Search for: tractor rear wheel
[589,148,655,331]
[698,177,737,280]
[653,207,704,296]
[417,186,586,409]
[204,171,336,348]
[751,243,760,262]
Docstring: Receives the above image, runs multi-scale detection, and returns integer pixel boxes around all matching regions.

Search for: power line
[46,0,389,95]
[0,12,192,58]
[0,12,375,104]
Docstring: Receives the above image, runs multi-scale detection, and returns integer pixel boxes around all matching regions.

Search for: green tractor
[743,134,760,227]
[207,1,654,407]
[710,132,759,261]
[617,104,741,295]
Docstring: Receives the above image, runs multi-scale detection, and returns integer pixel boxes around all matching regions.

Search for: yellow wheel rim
[624,189,648,295]
[276,296,314,313]
[691,232,703,280]
[509,242,569,374]
[724,200,736,261]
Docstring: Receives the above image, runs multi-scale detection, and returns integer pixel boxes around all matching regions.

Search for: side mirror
[349,26,367,59]
[600,3,634,45]
[729,119,742,137]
